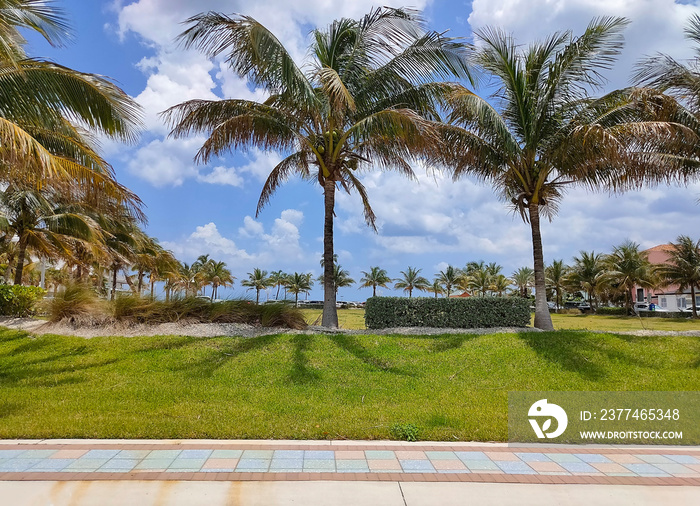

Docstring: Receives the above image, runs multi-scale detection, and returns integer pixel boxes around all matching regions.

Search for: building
[636,244,699,311]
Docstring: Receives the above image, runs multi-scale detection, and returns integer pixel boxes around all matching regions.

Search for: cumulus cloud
[163,209,311,273]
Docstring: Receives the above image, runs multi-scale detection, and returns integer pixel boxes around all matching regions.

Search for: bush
[0,284,46,317]
[637,310,688,318]
[46,283,107,324]
[390,423,420,442]
[596,306,627,316]
[364,296,531,329]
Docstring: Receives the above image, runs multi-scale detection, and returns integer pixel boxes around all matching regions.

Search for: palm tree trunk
[256,288,260,305]
[373,285,376,297]
[111,264,118,301]
[321,178,338,327]
[692,285,697,318]
[137,271,144,294]
[150,276,156,299]
[13,234,28,286]
[529,202,554,330]
[409,288,413,298]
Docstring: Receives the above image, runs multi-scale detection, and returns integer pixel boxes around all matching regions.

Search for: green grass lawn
[0,327,698,441]
[302,308,700,332]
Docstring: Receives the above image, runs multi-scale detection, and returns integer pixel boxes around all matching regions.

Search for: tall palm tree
[268,270,288,301]
[0,1,142,198]
[436,265,461,298]
[286,272,313,305]
[566,251,604,308]
[465,266,491,297]
[511,267,535,298]
[317,264,354,296]
[659,236,700,318]
[429,279,445,299]
[192,254,211,295]
[602,240,658,314]
[394,266,430,298]
[359,266,391,297]
[147,247,179,299]
[491,274,510,297]
[165,8,471,327]
[545,260,567,309]
[443,18,688,330]
[206,260,234,301]
[0,185,103,285]
[242,268,270,304]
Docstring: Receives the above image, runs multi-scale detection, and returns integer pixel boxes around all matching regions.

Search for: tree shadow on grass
[173,334,281,378]
[327,334,415,377]
[517,331,607,381]
[425,334,478,353]
[288,335,321,385]
[0,400,25,419]
[0,355,120,387]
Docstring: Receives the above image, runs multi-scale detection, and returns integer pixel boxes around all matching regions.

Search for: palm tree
[165,8,471,327]
[511,267,535,298]
[491,274,511,297]
[602,241,658,314]
[286,272,313,305]
[566,251,604,308]
[360,266,391,297]
[317,264,354,296]
[206,260,234,301]
[0,185,103,285]
[394,266,430,298]
[546,260,567,309]
[192,254,211,295]
[0,1,142,199]
[429,279,445,299]
[436,265,462,298]
[659,236,700,318]
[147,247,179,299]
[443,18,687,330]
[268,270,288,301]
[465,267,491,297]
[241,268,270,304]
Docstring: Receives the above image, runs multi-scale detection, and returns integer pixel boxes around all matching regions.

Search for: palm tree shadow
[427,334,476,353]
[288,335,321,384]
[518,331,607,381]
[173,334,280,378]
[327,334,414,376]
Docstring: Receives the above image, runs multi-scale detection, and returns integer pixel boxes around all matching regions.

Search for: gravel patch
[0,317,540,338]
[3,317,699,338]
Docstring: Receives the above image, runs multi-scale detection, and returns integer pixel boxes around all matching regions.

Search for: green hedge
[0,284,46,317]
[364,296,531,329]
[637,310,688,318]
[596,307,627,316]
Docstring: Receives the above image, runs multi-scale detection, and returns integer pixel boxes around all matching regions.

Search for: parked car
[633,302,667,313]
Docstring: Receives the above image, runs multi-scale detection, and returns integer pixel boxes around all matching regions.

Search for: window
[660,297,667,308]
[636,288,645,302]
[678,297,687,308]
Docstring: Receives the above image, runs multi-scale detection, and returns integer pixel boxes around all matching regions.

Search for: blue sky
[29,0,700,301]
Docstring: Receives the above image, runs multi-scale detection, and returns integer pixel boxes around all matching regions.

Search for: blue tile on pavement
[168,458,206,470]
[146,450,181,460]
[545,453,583,464]
[424,451,457,460]
[573,454,611,464]
[66,459,110,471]
[664,454,700,465]
[100,459,139,471]
[0,451,26,459]
[236,458,270,471]
[623,463,670,476]
[336,460,369,472]
[454,452,490,461]
[515,453,551,463]
[638,455,675,464]
[496,461,537,474]
[241,450,273,459]
[559,462,600,473]
[400,460,435,472]
[30,459,74,471]
[365,451,395,460]
[270,459,303,470]
[116,450,151,460]
[15,450,57,459]
[273,450,304,459]
[304,450,334,460]
[0,459,43,472]
[303,459,335,471]
[179,450,213,460]
[464,460,500,471]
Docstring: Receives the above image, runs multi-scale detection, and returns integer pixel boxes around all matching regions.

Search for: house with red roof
[635,244,698,311]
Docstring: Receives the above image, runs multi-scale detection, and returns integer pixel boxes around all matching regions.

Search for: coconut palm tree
[268,270,288,301]
[317,264,354,296]
[147,248,179,299]
[435,265,462,298]
[443,18,691,330]
[242,268,270,304]
[566,251,604,308]
[286,272,313,305]
[429,279,445,299]
[0,1,142,198]
[546,260,567,309]
[602,240,658,314]
[394,266,430,298]
[165,8,471,327]
[659,236,700,318]
[464,266,491,297]
[492,274,510,297]
[206,260,234,301]
[511,267,535,298]
[360,266,391,297]
[0,185,103,285]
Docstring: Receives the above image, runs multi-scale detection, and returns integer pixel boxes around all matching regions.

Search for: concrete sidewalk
[0,440,698,505]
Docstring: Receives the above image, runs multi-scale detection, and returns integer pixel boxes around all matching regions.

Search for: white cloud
[196,166,244,187]
[127,136,205,186]
[468,0,700,90]
[163,209,310,272]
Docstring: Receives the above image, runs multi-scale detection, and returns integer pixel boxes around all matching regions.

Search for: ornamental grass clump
[46,283,108,325]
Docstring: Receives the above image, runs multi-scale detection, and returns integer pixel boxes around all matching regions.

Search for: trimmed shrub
[637,310,689,318]
[596,307,627,316]
[0,284,46,317]
[364,296,531,329]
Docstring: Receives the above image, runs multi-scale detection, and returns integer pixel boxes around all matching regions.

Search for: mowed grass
[302,308,700,332]
[0,327,698,441]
